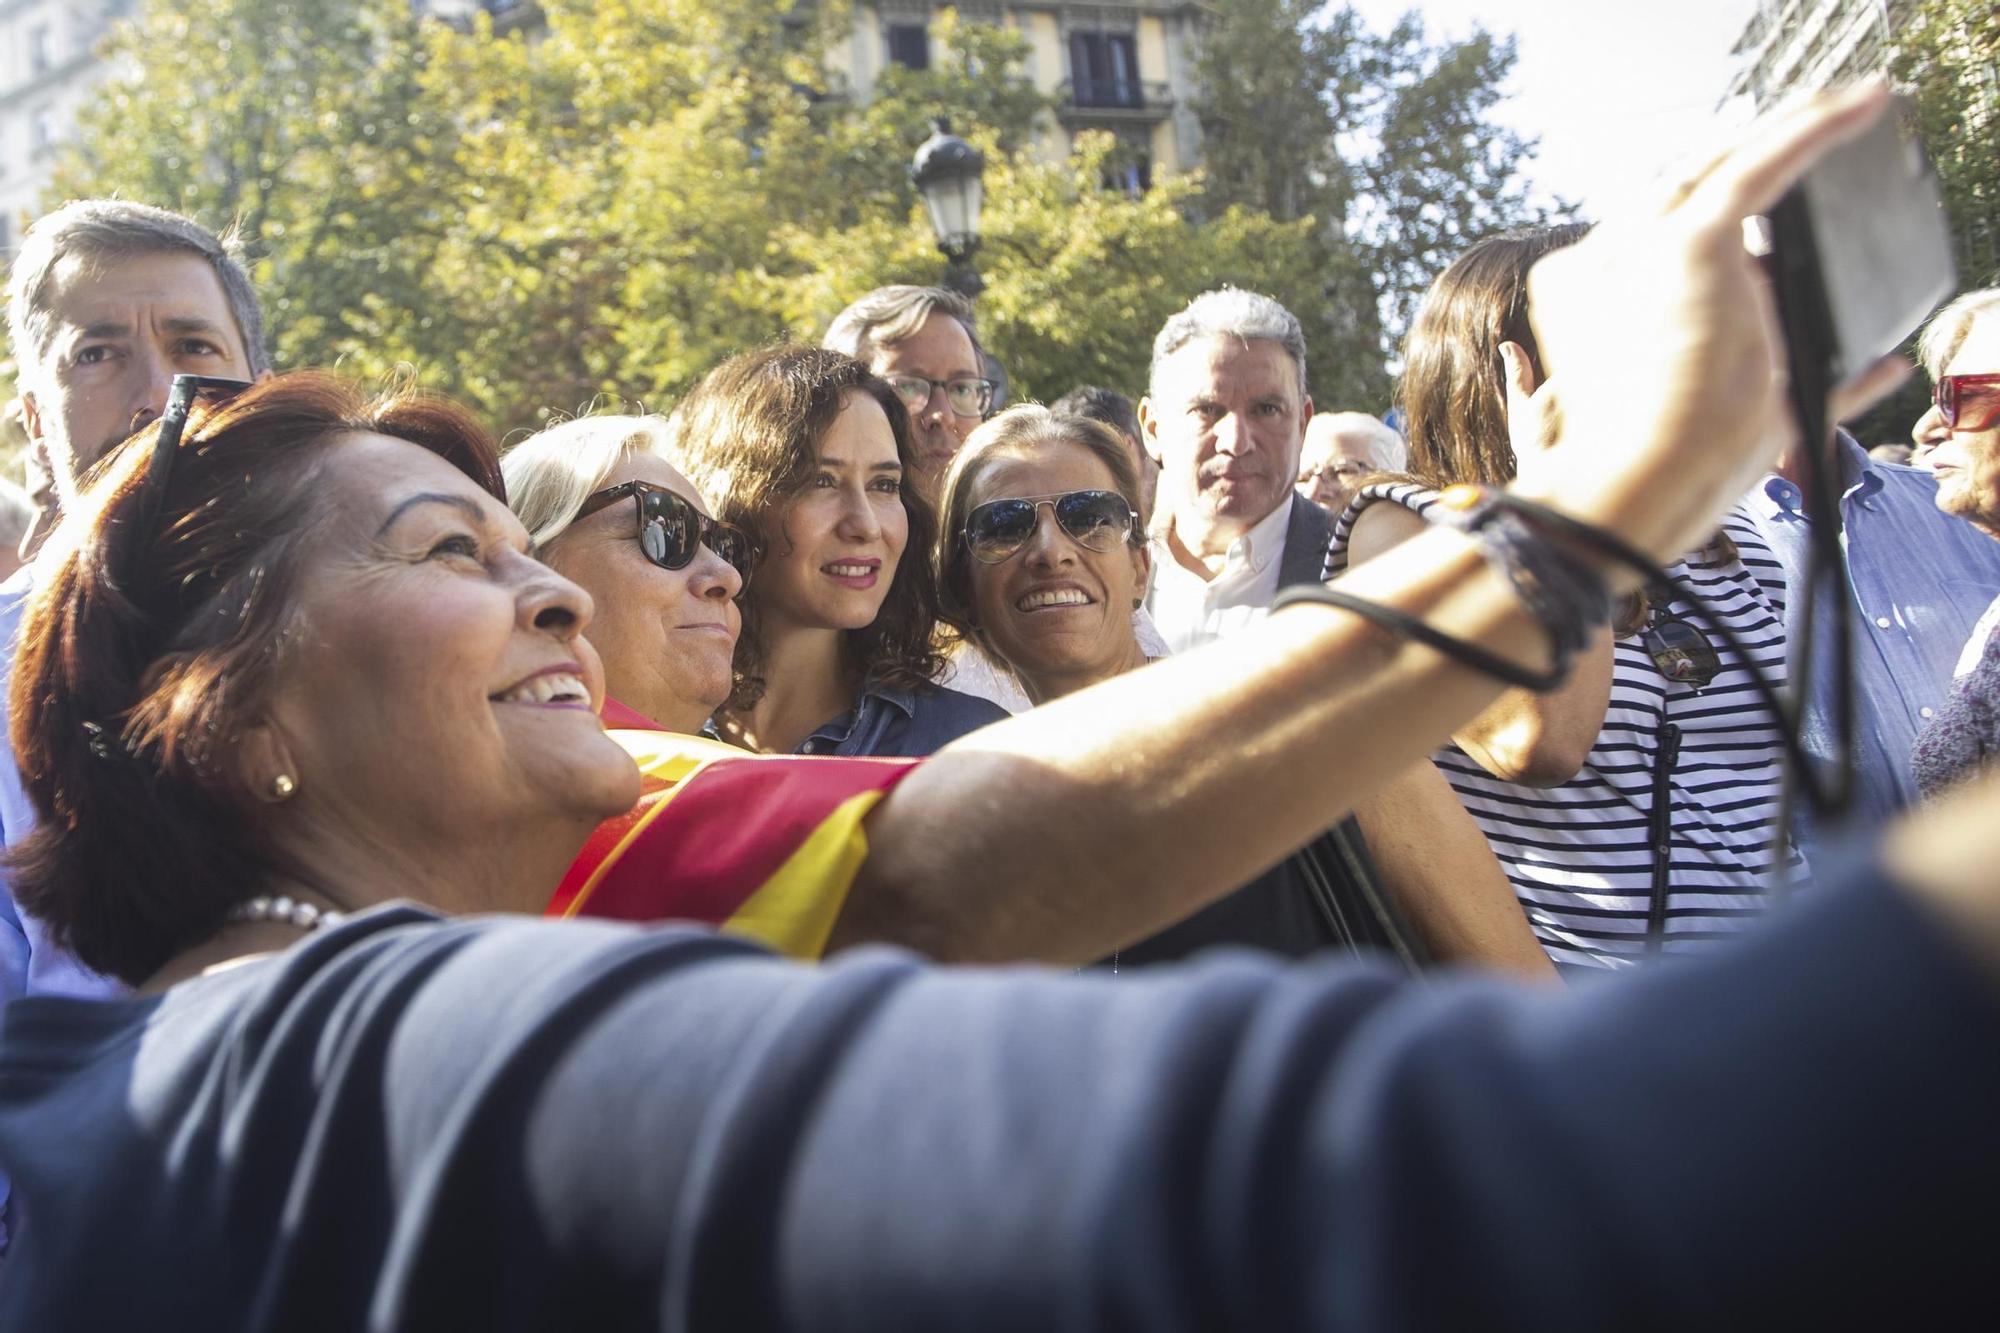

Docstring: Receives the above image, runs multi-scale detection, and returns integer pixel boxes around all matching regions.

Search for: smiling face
[753,391,909,635]
[964,441,1150,701]
[1922,316,2000,539]
[1141,335,1312,551]
[541,454,742,733]
[264,434,639,911]
[23,250,257,503]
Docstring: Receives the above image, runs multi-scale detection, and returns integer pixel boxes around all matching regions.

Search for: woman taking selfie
[1330,223,1805,972]
[668,345,1006,757]
[1,87,1990,1329]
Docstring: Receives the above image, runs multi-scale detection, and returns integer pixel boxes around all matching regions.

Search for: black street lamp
[909,117,986,299]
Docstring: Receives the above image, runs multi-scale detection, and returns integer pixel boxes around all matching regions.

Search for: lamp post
[909,117,985,299]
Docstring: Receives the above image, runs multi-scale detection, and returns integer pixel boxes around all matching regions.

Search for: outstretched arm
[832,82,1903,966]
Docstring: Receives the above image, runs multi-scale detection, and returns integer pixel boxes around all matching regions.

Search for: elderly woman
[502,414,749,734]
[3,88,1996,1328]
[1909,289,2000,794]
[936,406,1552,976]
[1330,222,1807,971]
[667,344,1006,757]
[1295,411,1408,518]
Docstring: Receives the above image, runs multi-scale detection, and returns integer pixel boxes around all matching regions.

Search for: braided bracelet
[1426,484,1613,673]
[1270,583,1569,691]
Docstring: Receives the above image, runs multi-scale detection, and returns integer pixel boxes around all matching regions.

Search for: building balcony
[1055,78,1173,125]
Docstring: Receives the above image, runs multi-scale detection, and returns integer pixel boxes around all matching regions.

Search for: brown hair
[7,371,501,984]
[823,284,983,368]
[669,344,945,710]
[1398,223,1729,633]
[1398,223,1592,491]
[933,405,1141,645]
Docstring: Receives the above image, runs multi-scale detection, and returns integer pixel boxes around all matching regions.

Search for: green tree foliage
[50,0,1559,429]
[1194,2,1571,361]
[1894,0,2000,288]
[1836,0,2000,444]
[53,0,467,389]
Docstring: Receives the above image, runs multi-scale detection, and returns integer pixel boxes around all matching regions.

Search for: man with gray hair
[824,284,991,494]
[1139,287,1323,652]
[2,200,269,1000]
[8,199,270,540]
[1296,410,1406,518]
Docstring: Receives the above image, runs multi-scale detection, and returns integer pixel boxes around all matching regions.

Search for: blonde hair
[501,414,676,550]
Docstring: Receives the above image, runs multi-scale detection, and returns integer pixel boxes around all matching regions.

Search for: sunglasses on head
[1642,608,1721,691]
[578,480,756,589]
[962,489,1140,564]
[1934,372,2000,433]
[134,375,257,544]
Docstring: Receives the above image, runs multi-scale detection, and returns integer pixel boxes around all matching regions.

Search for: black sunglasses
[134,375,256,545]
[962,489,1140,564]
[578,480,756,589]
[1643,608,1721,690]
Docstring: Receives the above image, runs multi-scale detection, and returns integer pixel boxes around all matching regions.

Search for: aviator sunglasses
[962,489,1140,564]
[1934,372,2000,433]
[578,480,757,590]
[1642,606,1722,691]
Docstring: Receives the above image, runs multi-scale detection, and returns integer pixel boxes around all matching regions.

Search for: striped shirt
[1325,483,1806,970]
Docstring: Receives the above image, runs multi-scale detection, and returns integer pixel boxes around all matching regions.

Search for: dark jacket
[1113,495,1419,970]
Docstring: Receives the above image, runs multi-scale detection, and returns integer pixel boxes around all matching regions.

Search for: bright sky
[1349,0,1763,220]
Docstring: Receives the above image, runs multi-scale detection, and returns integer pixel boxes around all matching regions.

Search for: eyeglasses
[963,489,1140,564]
[1299,459,1373,486]
[577,480,756,589]
[883,374,996,420]
[1934,372,2000,433]
[1643,609,1721,690]
[134,375,256,544]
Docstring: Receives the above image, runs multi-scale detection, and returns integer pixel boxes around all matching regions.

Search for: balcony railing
[1057,79,1173,116]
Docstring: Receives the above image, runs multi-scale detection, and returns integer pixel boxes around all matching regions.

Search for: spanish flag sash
[545,700,917,959]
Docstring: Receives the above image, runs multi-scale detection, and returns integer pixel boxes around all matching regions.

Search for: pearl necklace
[226,895,347,932]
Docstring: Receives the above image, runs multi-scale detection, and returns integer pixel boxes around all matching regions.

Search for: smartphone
[1765,94,1956,393]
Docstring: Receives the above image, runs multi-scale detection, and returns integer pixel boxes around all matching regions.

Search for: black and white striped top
[1325,483,1806,970]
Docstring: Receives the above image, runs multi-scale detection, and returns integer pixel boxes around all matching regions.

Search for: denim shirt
[795,683,1009,758]
[1746,436,2000,839]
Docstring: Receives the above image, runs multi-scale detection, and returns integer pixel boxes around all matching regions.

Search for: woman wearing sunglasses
[936,406,1552,976]
[1910,289,2000,796]
[503,415,755,735]
[1325,223,1805,973]
[669,345,1008,757]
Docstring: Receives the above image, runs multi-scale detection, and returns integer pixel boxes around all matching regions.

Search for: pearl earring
[270,774,297,800]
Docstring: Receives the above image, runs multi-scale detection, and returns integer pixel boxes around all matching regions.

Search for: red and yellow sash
[546,701,917,959]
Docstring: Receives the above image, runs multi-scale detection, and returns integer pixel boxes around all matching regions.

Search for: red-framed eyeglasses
[1934,372,2000,433]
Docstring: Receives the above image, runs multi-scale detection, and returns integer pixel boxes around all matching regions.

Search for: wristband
[1427,484,1612,674]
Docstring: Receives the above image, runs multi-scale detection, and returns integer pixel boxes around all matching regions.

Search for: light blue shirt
[0,566,121,1005]
[1746,436,2000,841]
